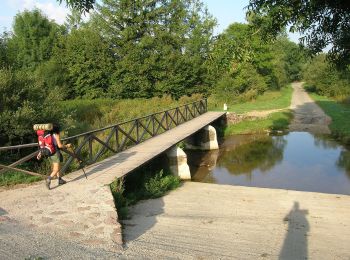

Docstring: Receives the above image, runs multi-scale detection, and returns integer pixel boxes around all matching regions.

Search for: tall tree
[8,9,64,71]
[248,0,350,67]
[55,28,114,98]
[92,0,215,99]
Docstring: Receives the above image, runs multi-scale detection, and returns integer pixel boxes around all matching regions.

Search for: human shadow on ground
[279,201,309,260]
[66,150,137,183]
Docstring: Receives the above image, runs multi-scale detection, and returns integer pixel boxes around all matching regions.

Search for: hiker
[45,124,71,190]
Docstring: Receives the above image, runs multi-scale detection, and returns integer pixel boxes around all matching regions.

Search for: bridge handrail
[0,98,208,177]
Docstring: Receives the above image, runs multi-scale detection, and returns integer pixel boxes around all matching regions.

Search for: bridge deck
[0,111,225,253]
[66,111,225,185]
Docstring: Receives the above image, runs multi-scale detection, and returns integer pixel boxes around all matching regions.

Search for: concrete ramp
[122,182,350,259]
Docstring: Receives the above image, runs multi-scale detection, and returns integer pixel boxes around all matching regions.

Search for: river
[187,132,350,195]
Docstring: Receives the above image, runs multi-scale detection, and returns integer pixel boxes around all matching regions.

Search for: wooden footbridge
[0,99,226,253]
[0,99,224,179]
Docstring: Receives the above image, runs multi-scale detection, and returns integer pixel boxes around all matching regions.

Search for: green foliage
[8,9,64,70]
[58,0,95,13]
[0,32,10,68]
[248,0,350,68]
[144,170,181,198]
[93,0,216,99]
[214,62,267,103]
[54,28,114,98]
[0,69,64,145]
[110,165,180,220]
[303,54,350,99]
[207,22,305,101]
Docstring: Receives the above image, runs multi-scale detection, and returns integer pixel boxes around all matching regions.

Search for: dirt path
[243,82,331,134]
[288,82,331,134]
[244,108,287,118]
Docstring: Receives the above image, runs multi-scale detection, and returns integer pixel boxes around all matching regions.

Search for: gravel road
[288,82,331,134]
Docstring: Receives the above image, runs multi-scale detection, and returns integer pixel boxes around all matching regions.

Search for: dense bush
[207,23,305,99]
[0,69,63,146]
[303,54,350,101]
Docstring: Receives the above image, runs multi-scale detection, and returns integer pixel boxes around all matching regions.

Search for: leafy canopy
[8,9,64,70]
[57,0,95,13]
[248,0,350,67]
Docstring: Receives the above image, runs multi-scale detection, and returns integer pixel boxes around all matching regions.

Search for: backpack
[36,130,56,159]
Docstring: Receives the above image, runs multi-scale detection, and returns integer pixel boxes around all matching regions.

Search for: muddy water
[187,132,350,195]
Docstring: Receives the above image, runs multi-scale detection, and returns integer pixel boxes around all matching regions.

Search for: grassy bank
[208,85,293,113]
[218,85,293,135]
[110,156,181,220]
[0,171,42,186]
[224,111,293,135]
[310,93,350,144]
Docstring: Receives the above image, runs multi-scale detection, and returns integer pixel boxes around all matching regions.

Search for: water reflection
[337,150,350,179]
[189,132,350,195]
[218,135,286,176]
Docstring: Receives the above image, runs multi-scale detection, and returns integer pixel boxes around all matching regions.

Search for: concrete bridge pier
[185,125,219,150]
[166,146,191,180]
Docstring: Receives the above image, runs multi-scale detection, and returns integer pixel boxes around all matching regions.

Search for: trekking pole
[61,145,87,179]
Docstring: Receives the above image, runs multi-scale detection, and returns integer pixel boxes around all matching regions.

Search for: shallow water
[187,132,350,195]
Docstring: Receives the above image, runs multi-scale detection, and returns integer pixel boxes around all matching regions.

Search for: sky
[0,0,301,43]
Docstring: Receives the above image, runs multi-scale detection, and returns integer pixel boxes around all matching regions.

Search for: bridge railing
[0,99,207,177]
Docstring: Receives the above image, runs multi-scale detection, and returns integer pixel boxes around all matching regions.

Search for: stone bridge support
[166,146,191,180]
[185,125,219,150]
[165,125,219,180]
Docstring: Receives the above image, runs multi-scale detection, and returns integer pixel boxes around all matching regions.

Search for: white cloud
[35,1,69,24]
[7,0,70,25]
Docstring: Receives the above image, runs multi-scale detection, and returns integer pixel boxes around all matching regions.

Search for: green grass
[0,171,42,186]
[60,94,203,136]
[209,85,293,114]
[310,93,350,144]
[224,111,293,135]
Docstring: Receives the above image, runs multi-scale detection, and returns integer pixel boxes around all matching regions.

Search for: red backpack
[36,130,56,159]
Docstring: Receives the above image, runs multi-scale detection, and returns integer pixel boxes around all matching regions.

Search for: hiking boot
[45,178,51,190]
[58,178,67,185]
